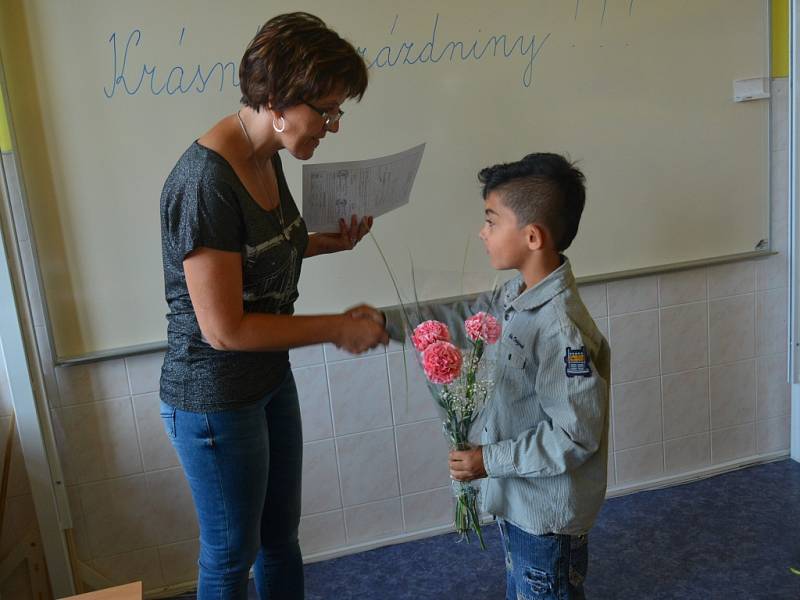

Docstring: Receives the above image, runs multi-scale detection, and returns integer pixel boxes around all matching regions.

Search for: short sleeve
[163,176,244,260]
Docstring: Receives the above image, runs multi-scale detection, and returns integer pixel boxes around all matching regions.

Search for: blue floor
[177,459,800,599]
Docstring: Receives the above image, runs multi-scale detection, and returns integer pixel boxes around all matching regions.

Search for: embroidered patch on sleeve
[564,346,592,378]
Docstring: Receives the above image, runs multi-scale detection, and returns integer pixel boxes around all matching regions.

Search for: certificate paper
[301,143,425,232]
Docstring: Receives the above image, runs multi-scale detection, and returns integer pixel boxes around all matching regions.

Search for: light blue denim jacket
[387,257,610,535]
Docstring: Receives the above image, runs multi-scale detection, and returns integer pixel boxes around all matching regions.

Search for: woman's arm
[184,247,387,353]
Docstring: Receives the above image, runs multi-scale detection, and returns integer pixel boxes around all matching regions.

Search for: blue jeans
[498,519,589,600]
[160,371,304,600]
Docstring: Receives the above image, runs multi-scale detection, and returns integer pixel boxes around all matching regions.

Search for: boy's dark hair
[478,153,586,252]
[239,12,368,112]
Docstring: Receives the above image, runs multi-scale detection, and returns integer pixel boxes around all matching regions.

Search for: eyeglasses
[304,101,344,130]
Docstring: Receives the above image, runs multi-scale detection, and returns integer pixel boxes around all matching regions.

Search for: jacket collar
[503,256,574,312]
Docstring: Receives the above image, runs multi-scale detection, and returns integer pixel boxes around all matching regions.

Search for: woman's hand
[305,215,373,257]
[334,307,388,354]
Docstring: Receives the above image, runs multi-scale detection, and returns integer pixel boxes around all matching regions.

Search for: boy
[390,153,609,599]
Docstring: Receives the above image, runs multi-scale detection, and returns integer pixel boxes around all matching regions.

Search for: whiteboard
[1,0,770,360]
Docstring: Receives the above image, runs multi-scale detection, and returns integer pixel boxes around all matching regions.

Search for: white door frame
[0,194,74,595]
[790,0,799,462]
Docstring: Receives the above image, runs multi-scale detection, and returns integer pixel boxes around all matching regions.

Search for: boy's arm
[482,324,608,478]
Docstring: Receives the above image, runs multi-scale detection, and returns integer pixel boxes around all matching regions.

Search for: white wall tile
[609,311,660,384]
[344,498,403,544]
[323,343,385,363]
[615,443,664,484]
[755,255,788,291]
[770,150,790,253]
[299,511,345,555]
[577,283,607,318]
[595,317,608,339]
[289,344,325,368]
[294,365,333,442]
[708,295,755,365]
[710,360,755,429]
[612,378,662,451]
[52,397,143,485]
[67,486,92,562]
[707,263,755,299]
[395,420,450,494]
[125,352,164,396]
[133,393,179,472]
[158,538,200,586]
[93,548,164,591]
[388,351,440,425]
[711,423,755,464]
[55,359,130,405]
[755,288,788,356]
[402,487,453,533]
[658,269,707,307]
[607,277,658,316]
[662,369,709,440]
[757,416,790,453]
[145,468,199,545]
[756,353,790,419]
[659,303,708,374]
[79,475,161,558]
[302,439,341,515]
[328,356,392,436]
[664,433,710,474]
[607,448,615,487]
[336,429,399,506]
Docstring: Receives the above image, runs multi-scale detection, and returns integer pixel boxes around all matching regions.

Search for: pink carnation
[465,312,501,344]
[412,320,451,352]
[422,341,463,385]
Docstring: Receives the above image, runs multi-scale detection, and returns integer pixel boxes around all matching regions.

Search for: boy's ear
[525,223,547,251]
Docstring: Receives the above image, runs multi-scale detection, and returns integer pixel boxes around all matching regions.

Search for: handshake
[334,304,390,355]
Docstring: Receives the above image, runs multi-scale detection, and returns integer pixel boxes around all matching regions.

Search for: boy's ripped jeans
[498,519,589,600]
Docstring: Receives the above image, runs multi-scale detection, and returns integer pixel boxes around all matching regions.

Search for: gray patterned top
[159,142,309,412]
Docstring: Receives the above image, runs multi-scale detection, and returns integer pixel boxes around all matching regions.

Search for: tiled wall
[0,79,792,595]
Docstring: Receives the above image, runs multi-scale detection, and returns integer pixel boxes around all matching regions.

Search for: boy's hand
[448,447,487,481]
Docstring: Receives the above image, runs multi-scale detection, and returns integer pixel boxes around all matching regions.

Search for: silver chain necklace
[236,110,289,241]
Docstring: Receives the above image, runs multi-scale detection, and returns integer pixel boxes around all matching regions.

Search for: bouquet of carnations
[410,312,501,549]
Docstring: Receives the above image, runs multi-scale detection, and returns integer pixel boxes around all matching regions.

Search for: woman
[159,13,386,599]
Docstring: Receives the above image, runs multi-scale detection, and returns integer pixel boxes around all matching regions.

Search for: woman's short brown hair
[239,12,368,111]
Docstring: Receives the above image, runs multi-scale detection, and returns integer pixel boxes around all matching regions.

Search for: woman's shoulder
[164,142,239,195]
